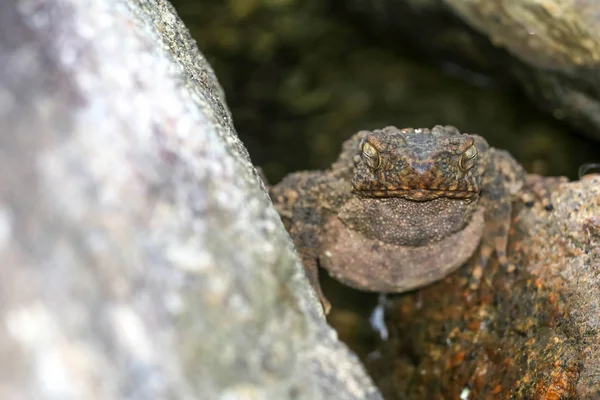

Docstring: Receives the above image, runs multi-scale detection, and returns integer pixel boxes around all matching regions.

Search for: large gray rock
[0,0,381,399]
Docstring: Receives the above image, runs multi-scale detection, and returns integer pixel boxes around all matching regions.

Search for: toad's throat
[354,188,479,201]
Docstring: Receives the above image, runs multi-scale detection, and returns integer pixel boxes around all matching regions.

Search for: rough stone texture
[0,1,381,399]
[344,0,600,143]
[365,176,600,399]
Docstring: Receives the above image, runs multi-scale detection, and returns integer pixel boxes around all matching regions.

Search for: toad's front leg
[289,217,330,314]
[474,149,526,282]
[475,148,561,284]
[270,173,331,314]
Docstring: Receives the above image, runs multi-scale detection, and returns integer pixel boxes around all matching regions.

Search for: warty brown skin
[270,125,546,314]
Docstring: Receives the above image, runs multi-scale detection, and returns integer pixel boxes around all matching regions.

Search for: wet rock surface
[0,1,381,399]
[362,176,600,399]
[345,0,600,143]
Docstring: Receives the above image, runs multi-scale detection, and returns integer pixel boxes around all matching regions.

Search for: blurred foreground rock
[367,176,600,399]
[0,1,381,399]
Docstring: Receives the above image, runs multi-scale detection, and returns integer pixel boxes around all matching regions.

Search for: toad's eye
[459,144,478,171]
[361,141,381,170]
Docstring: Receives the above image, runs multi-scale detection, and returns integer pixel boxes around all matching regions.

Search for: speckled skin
[270,126,535,313]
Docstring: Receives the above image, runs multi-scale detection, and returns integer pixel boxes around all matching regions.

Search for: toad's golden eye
[362,141,381,170]
[459,144,478,171]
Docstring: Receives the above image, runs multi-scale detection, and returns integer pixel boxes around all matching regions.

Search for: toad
[270,126,553,313]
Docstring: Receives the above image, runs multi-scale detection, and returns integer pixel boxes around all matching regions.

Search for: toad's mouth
[353,188,480,201]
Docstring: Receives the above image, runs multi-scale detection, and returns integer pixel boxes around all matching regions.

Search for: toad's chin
[319,207,484,293]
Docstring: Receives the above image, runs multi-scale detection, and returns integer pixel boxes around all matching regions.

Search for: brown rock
[370,176,600,398]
